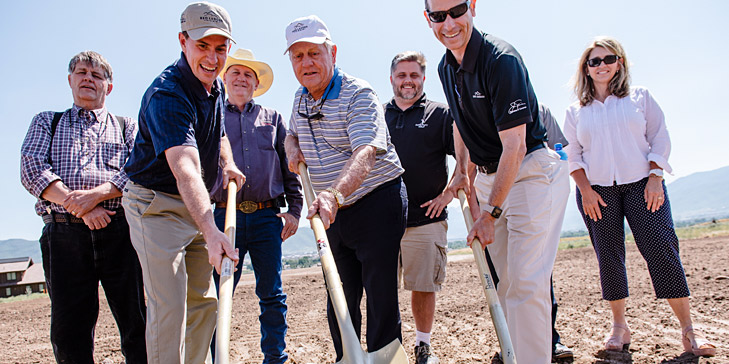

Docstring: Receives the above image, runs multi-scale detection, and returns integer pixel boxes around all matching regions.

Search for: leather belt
[477,161,499,175]
[216,199,278,213]
[477,143,547,175]
[42,209,125,224]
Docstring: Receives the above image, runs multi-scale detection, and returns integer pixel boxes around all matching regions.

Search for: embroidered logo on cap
[292,23,308,33]
[200,10,223,23]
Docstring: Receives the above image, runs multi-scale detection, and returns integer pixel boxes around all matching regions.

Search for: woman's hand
[644,175,665,212]
[581,187,607,221]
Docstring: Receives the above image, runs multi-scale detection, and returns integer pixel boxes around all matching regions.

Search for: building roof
[0,257,31,274]
[17,263,45,285]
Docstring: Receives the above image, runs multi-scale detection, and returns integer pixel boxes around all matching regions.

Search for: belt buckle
[239,201,258,213]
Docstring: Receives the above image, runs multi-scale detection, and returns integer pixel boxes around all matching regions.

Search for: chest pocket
[255,125,275,151]
[101,142,126,170]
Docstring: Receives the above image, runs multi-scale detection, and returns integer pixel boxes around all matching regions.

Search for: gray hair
[68,51,113,82]
[390,51,426,74]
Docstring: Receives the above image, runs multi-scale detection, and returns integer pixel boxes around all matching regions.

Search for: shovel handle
[215,180,237,364]
[297,162,373,363]
[457,189,517,364]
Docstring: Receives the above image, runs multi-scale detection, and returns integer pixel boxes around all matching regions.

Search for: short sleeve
[487,54,533,131]
[144,91,197,158]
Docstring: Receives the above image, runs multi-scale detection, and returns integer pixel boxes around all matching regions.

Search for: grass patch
[449,218,729,255]
[0,292,47,304]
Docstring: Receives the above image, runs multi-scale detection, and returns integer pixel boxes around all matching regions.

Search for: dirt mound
[1,237,726,363]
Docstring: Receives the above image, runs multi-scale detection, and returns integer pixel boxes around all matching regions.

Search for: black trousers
[40,215,147,364]
[325,179,407,360]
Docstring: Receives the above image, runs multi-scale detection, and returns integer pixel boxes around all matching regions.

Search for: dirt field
[1,236,726,364]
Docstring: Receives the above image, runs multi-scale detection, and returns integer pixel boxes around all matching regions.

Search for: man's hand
[81,206,116,230]
[277,212,299,241]
[467,213,496,250]
[307,190,339,229]
[447,171,470,198]
[421,189,454,219]
[285,135,306,174]
[222,165,245,191]
[202,228,240,274]
[63,189,103,217]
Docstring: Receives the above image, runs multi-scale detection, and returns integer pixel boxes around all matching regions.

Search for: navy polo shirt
[437,29,546,166]
[125,52,225,194]
[385,94,454,227]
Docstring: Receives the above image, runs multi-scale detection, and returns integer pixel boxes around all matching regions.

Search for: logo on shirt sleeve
[508,99,527,115]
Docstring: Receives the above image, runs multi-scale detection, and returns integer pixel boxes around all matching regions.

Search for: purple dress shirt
[210,100,303,219]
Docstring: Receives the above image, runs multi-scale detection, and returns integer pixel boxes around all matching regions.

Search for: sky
[1,0,727,240]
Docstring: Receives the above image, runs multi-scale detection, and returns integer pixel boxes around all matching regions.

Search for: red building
[0,257,45,298]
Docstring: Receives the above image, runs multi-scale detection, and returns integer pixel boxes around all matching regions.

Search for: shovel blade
[334,338,408,364]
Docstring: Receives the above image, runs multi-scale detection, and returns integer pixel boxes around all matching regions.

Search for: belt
[477,143,547,175]
[215,199,278,213]
[42,209,125,224]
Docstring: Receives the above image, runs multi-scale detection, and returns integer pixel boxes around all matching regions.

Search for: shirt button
[246,166,250,169]
[245,148,248,151]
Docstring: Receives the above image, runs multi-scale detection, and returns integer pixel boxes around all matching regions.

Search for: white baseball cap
[284,15,332,53]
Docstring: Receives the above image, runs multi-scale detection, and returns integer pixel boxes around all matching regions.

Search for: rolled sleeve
[20,112,62,198]
[564,107,588,174]
[642,88,672,174]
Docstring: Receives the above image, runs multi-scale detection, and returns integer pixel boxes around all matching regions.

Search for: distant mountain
[2,166,727,260]
[0,239,41,262]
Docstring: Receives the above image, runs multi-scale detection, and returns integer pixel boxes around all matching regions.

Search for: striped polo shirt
[288,68,403,205]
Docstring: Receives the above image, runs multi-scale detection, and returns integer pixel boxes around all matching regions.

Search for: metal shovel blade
[299,163,408,364]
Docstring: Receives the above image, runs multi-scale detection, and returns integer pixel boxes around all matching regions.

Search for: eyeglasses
[427,1,471,23]
[586,55,620,67]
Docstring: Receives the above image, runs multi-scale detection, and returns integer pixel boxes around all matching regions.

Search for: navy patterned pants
[576,177,690,301]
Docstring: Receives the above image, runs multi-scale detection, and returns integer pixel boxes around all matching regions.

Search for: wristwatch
[485,204,503,219]
[325,187,344,208]
[649,169,664,178]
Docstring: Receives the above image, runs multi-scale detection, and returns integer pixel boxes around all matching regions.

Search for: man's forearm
[40,180,72,205]
[219,135,234,169]
[167,146,218,237]
[488,126,527,208]
[331,145,376,198]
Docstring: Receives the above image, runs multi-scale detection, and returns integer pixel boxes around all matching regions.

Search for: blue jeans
[211,207,288,364]
[39,214,146,364]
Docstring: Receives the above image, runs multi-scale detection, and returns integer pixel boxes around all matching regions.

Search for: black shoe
[414,342,440,364]
[553,342,574,360]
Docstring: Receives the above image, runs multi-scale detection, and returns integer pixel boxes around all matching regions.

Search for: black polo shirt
[437,29,546,166]
[384,94,454,227]
[125,52,225,194]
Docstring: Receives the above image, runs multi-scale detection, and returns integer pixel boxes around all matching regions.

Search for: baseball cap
[181,2,236,43]
[284,15,331,53]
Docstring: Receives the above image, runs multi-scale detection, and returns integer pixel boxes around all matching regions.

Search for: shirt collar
[71,104,108,123]
[303,67,342,99]
[176,51,222,100]
[225,99,257,113]
[445,27,483,73]
[386,93,427,112]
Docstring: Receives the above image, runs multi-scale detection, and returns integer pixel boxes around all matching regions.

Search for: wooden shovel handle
[215,180,237,364]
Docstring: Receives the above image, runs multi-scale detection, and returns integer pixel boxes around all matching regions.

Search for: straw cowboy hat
[223,49,273,97]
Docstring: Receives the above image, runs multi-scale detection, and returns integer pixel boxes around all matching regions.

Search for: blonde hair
[573,36,630,106]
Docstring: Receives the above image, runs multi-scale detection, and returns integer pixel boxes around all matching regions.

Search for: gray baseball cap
[180,2,235,43]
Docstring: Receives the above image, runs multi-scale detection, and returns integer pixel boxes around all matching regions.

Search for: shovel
[215,180,237,364]
[298,162,408,364]
[457,189,516,364]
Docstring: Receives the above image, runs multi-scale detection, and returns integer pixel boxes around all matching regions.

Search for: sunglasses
[427,1,471,23]
[586,55,620,67]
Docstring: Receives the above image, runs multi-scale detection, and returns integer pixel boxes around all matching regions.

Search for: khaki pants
[475,149,569,364]
[123,182,216,364]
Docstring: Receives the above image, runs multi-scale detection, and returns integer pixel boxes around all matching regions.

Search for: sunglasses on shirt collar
[586,55,621,67]
[426,1,471,23]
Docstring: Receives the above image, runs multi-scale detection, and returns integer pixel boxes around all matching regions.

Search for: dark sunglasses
[427,1,471,23]
[586,55,620,67]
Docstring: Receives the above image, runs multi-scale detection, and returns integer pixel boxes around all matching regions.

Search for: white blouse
[564,86,672,187]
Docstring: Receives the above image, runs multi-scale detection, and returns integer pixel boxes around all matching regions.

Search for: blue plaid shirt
[20,104,137,215]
